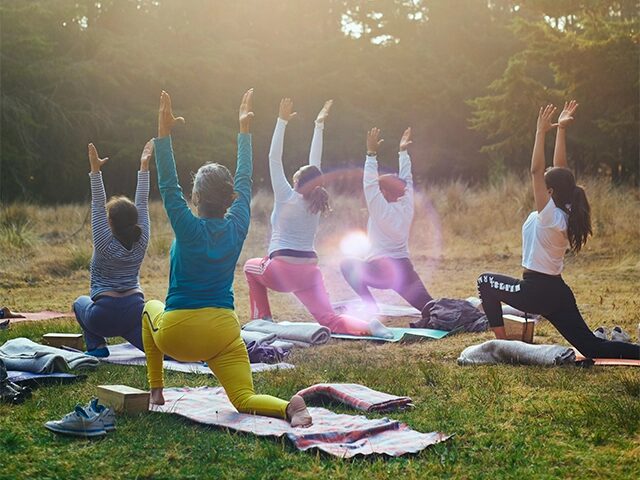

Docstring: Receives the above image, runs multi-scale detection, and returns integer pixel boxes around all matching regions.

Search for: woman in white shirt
[340,127,433,315]
[244,98,392,338]
[477,101,638,359]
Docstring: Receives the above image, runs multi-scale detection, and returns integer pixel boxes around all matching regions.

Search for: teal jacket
[153,134,252,311]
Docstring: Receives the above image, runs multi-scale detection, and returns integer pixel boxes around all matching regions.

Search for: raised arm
[269,98,296,200]
[363,127,386,208]
[531,104,557,212]
[308,99,333,169]
[226,89,255,235]
[552,100,579,169]
[135,140,153,247]
[87,143,112,252]
[398,127,414,205]
[154,91,199,241]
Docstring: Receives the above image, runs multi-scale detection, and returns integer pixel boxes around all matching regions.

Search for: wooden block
[42,333,84,350]
[503,314,535,343]
[97,385,150,414]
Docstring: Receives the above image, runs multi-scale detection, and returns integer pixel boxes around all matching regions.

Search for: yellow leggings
[142,300,288,419]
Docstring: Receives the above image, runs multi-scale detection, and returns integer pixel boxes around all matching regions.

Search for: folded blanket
[297,383,413,413]
[0,337,100,373]
[103,343,294,374]
[242,320,331,347]
[458,340,575,366]
[151,387,450,458]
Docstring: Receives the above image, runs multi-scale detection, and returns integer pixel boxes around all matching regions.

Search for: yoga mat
[103,343,295,374]
[11,311,73,323]
[573,349,640,366]
[332,299,421,318]
[151,387,451,458]
[332,327,449,343]
[7,370,80,384]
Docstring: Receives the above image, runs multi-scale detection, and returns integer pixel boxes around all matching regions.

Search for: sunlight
[339,231,371,258]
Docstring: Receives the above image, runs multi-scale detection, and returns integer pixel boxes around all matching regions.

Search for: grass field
[1,177,639,479]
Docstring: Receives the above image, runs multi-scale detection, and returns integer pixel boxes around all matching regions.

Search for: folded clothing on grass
[332,327,448,343]
[0,337,100,373]
[242,320,331,347]
[297,383,413,413]
[151,387,450,458]
[103,343,294,374]
[458,340,575,366]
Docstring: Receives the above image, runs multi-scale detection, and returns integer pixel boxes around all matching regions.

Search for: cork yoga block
[503,314,535,343]
[97,385,150,414]
[42,333,84,350]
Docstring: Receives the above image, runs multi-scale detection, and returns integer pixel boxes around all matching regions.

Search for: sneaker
[87,398,116,432]
[85,347,110,358]
[610,326,632,343]
[593,326,608,340]
[44,405,107,437]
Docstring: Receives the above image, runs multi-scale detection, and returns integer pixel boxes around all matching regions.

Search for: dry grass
[0,176,639,479]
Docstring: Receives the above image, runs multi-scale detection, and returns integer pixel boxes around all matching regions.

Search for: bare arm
[531,104,557,212]
[552,100,579,169]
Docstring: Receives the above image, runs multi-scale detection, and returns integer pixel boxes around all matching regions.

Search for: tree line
[1,0,637,203]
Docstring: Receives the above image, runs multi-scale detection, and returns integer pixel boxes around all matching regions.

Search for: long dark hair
[106,196,142,250]
[295,165,330,215]
[192,163,238,218]
[544,167,592,253]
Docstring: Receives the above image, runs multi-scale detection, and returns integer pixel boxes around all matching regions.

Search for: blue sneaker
[85,347,110,358]
[87,398,116,432]
[44,405,107,437]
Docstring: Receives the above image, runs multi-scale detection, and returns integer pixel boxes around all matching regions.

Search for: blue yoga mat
[7,371,79,383]
[332,327,449,343]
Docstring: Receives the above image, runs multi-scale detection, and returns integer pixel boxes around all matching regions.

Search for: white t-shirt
[522,197,569,275]
[267,118,323,255]
[364,151,414,260]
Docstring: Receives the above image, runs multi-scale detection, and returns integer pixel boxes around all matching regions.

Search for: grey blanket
[240,331,294,351]
[242,320,331,347]
[0,337,100,373]
[458,340,575,366]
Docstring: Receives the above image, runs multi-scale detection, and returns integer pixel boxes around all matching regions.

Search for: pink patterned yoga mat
[151,387,450,458]
[11,311,73,323]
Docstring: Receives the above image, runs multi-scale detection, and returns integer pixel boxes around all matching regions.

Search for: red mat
[574,349,640,366]
[11,311,73,323]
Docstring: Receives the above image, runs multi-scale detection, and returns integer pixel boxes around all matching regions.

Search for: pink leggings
[243,257,371,335]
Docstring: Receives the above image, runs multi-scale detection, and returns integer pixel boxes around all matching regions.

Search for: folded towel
[242,320,331,347]
[457,340,575,366]
[297,383,413,413]
[0,337,100,373]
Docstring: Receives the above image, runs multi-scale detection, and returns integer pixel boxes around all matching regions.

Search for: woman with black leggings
[477,101,638,359]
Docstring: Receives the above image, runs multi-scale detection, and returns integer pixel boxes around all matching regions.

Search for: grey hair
[192,163,236,218]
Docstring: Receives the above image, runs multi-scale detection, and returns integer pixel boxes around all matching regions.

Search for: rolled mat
[242,320,331,346]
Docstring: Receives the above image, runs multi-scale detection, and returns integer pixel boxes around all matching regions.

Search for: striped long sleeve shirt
[89,170,150,299]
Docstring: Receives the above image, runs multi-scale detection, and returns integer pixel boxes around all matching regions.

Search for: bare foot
[150,387,165,405]
[286,395,312,428]
[369,318,393,339]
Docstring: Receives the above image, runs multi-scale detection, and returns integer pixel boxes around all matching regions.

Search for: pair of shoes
[44,398,115,437]
[85,347,110,358]
[593,326,633,342]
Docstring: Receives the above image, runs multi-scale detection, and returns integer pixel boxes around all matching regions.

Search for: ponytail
[106,196,142,250]
[304,185,330,215]
[567,185,592,253]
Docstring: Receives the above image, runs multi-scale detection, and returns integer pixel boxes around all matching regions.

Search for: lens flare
[340,230,371,258]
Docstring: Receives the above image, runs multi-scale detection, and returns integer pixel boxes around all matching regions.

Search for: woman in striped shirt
[72,141,152,357]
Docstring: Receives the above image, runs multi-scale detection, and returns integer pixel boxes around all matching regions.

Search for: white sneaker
[87,398,116,432]
[44,405,107,437]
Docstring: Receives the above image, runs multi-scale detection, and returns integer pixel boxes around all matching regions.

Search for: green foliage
[0,0,637,204]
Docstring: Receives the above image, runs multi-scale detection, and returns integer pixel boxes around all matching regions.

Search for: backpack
[411,298,488,332]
